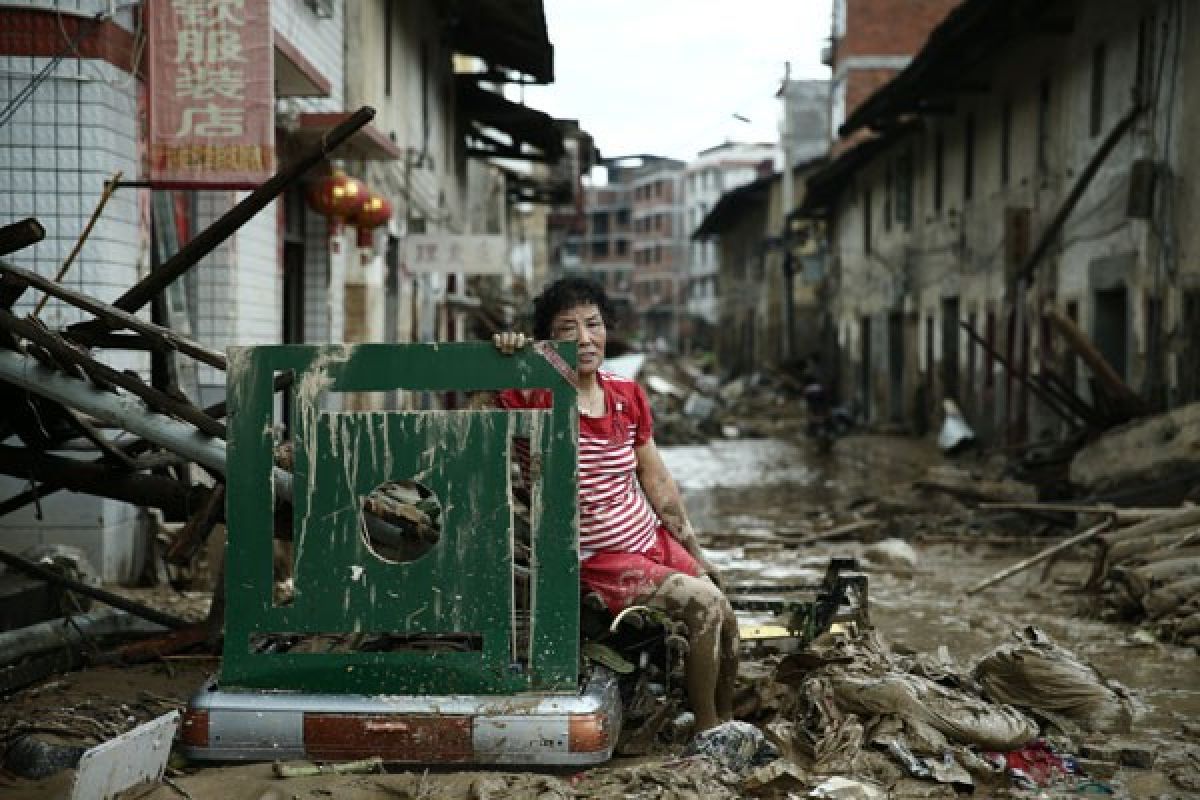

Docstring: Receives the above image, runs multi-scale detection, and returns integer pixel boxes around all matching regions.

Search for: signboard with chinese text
[403,234,510,275]
[148,0,274,187]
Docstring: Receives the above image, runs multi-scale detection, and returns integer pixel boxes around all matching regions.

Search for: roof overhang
[840,0,1072,137]
[449,0,554,84]
[290,112,404,161]
[459,80,564,163]
[694,158,826,237]
[274,31,333,98]
[801,125,918,217]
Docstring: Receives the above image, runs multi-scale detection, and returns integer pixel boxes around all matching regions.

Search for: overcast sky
[522,0,833,162]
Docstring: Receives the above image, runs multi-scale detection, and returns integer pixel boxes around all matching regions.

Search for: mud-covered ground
[3,434,1199,798]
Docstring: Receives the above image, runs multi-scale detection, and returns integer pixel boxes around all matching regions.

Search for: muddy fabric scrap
[830,670,1038,751]
[682,720,779,772]
[973,626,1137,733]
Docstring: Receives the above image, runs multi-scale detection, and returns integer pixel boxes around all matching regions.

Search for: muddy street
[3,432,1198,798]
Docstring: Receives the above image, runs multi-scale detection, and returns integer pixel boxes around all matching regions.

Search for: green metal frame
[222,343,578,695]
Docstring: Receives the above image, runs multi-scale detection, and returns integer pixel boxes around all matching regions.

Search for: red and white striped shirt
[498,370,660,557]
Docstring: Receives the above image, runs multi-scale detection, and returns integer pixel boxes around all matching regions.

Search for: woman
[494,277,738,733]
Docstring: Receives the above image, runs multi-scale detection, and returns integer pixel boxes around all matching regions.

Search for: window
[591,212,609,234]
[1000,99,1012,187]
[1036,78,1050,179]
[616,209,630,227]
[1090,43,1106,137]
[591,241,609,259]
[616,240,629,257]
[895,148,913,229]
[862,186,872,255]
[963,113,976,201]
[933,131,944,213]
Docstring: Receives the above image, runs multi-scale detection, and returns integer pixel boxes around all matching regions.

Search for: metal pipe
[0,349,293,499]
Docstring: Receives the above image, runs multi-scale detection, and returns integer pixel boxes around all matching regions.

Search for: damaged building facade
[804,0,1200,441]
[0,0,563,581]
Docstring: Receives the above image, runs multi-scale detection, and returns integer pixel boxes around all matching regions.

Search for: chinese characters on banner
[148,0,274,186]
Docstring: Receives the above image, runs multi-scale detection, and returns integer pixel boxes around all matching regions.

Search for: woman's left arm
[635,439,723,588]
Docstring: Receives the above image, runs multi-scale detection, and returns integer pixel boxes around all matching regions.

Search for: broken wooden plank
[0,218,45,258]
[1045,308,1147,419]
[0,548,190,629]
[0,263,227,371]
[776,519,879,545]
[165,485,225,566]
[967,520,1110,595]
[0,445,206,519]
[978,502,1179,522]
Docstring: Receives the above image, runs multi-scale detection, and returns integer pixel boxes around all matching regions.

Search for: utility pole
[779,62,796,361]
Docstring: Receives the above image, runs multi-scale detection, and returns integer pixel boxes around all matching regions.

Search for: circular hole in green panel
[360,479,443,563]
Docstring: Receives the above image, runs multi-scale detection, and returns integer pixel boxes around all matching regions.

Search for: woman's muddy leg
[638,573,727,732]
[715,598,739,721]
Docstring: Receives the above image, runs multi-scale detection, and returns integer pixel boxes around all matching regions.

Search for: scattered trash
[936,399,976,453]
[683,720,779,772]
[808,775,886,799]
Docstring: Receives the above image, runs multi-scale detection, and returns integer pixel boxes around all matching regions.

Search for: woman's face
[549,303,606,376]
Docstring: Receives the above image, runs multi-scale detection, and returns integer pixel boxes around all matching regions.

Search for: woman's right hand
[493,332,530,354]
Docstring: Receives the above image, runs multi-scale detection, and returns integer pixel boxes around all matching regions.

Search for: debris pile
[1087,506,1200,648]
[636,357,806,445]
[733,625,1136,795]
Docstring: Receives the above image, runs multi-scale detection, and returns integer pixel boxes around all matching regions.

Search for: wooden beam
[0,218,45,258]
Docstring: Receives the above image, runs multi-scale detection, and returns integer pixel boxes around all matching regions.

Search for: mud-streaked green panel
[222,343,579,694]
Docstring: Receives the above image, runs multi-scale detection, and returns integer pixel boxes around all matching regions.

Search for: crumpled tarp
[973,627,1136,734]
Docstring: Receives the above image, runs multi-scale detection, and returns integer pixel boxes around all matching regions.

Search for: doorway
[887,311,905,423]
[1093,286,1128,381]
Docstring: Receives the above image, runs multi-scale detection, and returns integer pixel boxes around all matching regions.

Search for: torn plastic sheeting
[973,627,1136,734]
[808,776,887,799]
[830,671,1038,751]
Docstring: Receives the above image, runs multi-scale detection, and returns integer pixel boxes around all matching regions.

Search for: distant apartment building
[682,143,775,339]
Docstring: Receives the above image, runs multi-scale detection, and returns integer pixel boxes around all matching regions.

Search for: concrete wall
[826,0,1197,440]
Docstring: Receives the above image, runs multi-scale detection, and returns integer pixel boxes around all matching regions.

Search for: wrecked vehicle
[178,343,869,766]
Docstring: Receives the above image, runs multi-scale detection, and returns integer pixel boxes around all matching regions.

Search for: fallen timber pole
[0,262,227,371]
[979,502,1183,522]
[78,106,378,327]
[0,218,46,258]
[1045,308,1147,419]
[0,371,293,519]
[966,520,1111,595]
[0,349,293,501]
[0,307,226,438]
[0,445,208,518]
[960,322,1078,425]
[0,547,190,629]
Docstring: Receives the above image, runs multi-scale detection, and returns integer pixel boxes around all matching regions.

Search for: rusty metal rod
[31,171,122,319]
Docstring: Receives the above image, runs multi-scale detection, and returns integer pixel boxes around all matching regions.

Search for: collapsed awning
[459,80,564,163]
[450,0,554,84]
[290,112,404,161]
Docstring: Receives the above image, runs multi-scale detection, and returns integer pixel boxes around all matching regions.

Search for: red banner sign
[148,0,274,187]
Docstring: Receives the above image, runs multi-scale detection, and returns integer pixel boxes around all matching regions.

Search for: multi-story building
[682,143,775,344]
[628,157,686,349]
[804,0,1199,443]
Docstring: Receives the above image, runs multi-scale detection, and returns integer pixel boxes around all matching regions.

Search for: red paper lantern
[306,171,368,219]
[350,192,393,247]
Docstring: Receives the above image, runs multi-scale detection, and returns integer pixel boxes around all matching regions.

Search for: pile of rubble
[632,356,807,445]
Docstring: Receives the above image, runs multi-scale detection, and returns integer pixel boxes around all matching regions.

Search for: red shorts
[580,527,702,613]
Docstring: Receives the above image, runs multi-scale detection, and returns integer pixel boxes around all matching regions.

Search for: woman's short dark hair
[532,277,615,339]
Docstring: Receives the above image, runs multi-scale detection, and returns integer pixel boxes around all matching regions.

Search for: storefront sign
[404,234,510,275]
[148,0,274,187]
